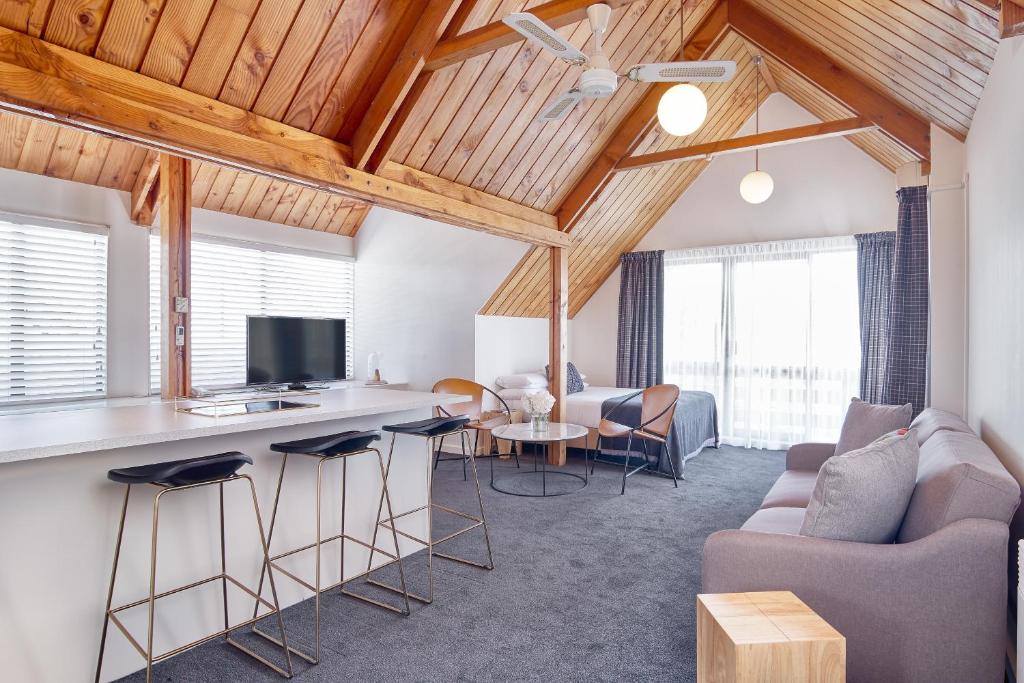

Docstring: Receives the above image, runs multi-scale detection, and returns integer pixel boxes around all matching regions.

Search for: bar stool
[252,430,410,665]
[95,452,292,683]
[362,415,494,606]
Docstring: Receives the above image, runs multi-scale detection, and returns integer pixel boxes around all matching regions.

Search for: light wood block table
[697,591,845,683]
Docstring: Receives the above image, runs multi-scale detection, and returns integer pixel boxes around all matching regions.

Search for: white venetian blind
[1,214,108,405]
[150,235,354,392]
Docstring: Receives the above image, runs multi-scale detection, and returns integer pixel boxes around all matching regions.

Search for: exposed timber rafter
[424,0,645,72]
[728,0,931,162]
[616,117,877,171]
[1002,0,1024,37]
[554,0,730,233]
[364,0,482,173]
[0,26,570,248]
[129,150,160,226]
[350,0,463,170]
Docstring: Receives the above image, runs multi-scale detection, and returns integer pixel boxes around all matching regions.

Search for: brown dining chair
[590,383,681,494]
[432,378,520,479]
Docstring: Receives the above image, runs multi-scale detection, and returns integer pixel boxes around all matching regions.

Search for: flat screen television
[246,315,347,389]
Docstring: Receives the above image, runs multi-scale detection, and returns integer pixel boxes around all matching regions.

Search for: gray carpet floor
[118,445,783,682]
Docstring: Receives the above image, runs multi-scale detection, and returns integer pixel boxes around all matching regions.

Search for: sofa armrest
[785,442,835,471]
[702,519,1008,683]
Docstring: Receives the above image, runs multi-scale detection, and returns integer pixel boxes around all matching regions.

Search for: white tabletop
[491,422,588,443]
[0,388,469,464]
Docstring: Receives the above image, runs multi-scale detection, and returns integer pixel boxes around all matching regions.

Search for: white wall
[0,168,354,399]
[354,207,528,391]
[925,126,967,415]
[570,94,897,387]
[965,37,1024,484]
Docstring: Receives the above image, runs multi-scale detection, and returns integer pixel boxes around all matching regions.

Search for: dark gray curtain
[616,250,664,389]
[855,231,895,404]
[882,186,929,414]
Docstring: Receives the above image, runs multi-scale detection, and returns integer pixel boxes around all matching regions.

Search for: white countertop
[0,388,467,464]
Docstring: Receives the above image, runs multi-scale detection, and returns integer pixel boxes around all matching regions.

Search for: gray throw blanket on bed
[599,390,719,475]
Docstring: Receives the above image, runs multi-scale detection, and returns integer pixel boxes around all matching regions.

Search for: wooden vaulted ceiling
[0,0,1003,315]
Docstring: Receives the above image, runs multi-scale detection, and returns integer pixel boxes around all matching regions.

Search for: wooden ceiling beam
[424,0,644,73]
[554,0,730,232]
[350,0,463,170]
[728,0,931,162]
[0,26,570,248]
[130,150,160,225]
[363,0,483,174]
[616,117,877,171]
[1002,0,1024,37]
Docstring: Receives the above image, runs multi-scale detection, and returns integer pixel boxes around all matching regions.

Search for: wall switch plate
[174,296,189,313]
[175,325,185,347]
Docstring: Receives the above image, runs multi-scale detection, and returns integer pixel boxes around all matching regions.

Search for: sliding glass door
[664,237,860,449]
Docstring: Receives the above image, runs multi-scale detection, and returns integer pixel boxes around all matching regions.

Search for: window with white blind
[1,214,108,406]
[150,235,354,392]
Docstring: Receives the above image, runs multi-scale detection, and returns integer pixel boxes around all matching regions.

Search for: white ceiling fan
[503,3,737,122]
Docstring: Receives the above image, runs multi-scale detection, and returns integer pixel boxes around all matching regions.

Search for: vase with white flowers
[522,389,556,433]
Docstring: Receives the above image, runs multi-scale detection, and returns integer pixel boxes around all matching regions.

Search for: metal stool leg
[252,453,289,622]
[235,475,294,677]
[95,484,131,683]
[145,489,166,683]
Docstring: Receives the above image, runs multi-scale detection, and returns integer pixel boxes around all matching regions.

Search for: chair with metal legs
[252,430,411,666]
[360,414,494,606]
[95,452,293,683]
[590,384,682,494]
[431,378,520,479]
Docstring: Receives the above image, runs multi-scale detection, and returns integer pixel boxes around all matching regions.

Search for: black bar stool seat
[270,430,379,457]
[107,452,253,486]
[382,416,469,436]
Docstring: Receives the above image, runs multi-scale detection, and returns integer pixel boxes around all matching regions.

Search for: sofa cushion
[740,507,805,535]
[800,430,919,543]
[898,431,1021,543]
[761,470,818,508]
[909,407,974,444]
[834,398,913,455]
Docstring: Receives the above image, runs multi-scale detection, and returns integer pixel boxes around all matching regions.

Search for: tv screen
[246,316,347,387]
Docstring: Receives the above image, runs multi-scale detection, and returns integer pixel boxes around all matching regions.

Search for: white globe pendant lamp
[740,55,774,204]
[740,168,774,204]
[657,83,708,136]
[656,3,708,137]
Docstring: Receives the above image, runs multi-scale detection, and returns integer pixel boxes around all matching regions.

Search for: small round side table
[490,422,589,497]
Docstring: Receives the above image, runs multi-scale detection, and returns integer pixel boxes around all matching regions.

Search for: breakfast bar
[0,387,468,682]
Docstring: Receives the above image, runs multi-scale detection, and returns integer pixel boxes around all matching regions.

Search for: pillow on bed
[495,373,548,389]
[545,363,585,394]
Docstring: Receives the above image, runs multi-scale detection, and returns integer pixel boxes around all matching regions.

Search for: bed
[503,385,719,475]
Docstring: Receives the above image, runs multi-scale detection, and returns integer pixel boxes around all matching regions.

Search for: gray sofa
[703,409,1020,683]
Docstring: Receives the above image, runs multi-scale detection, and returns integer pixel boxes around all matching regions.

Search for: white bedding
[506,386,634,429]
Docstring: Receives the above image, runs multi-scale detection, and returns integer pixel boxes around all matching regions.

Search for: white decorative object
[657,83,707,136]
[365,351,387,385]
[740,170,775,204]
[522,389,556,432]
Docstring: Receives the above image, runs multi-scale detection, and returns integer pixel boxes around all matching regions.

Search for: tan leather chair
[432,378,520,479]
[592,384,681,494]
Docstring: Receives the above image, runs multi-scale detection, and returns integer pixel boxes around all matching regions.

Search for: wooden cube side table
[697,591,845,683]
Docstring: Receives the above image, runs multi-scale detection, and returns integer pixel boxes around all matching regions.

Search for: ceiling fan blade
[503,12,588,64]
[627,60,737,83]
[539,89,583,121]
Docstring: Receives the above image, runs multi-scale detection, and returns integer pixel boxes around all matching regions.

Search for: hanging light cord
[754,55,761,172]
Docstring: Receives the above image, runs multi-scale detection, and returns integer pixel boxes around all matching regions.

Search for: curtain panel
[855,231,896,404]
[663,236,860,449]
[883,186,930,415]
[616,250,664,389]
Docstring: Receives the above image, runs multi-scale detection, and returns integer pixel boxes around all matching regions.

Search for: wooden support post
[549,246,568,466]
[159,154,191,399]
